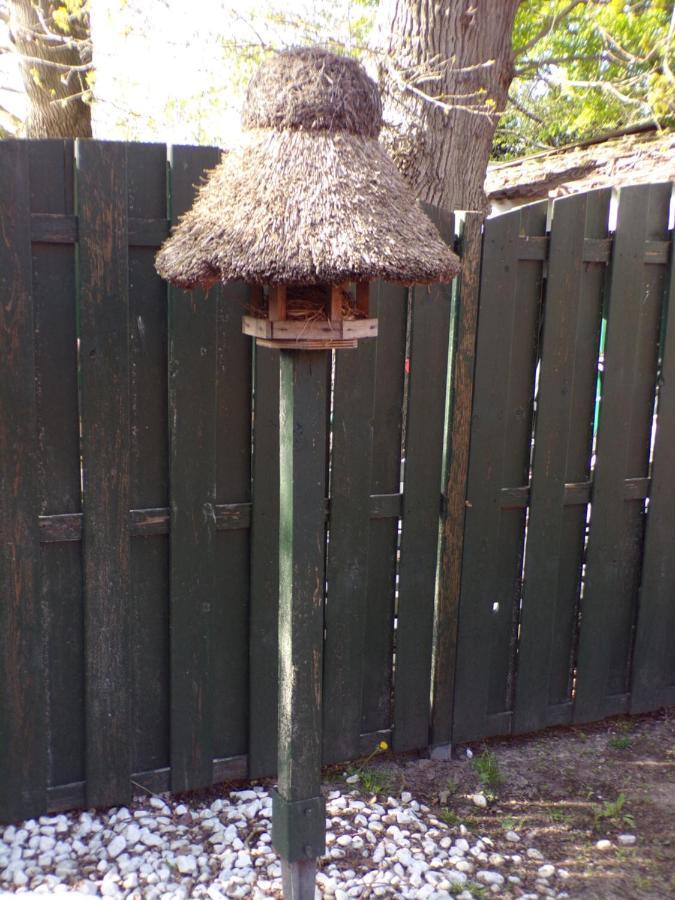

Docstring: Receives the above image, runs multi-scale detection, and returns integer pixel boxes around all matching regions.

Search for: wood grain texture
[277,350,329,801]
[168,145,220,792]
[575,183,671,723]
[514,190,610,734]
[77,140,131,808]
[0,140,47,823]
[432,213,482,748]
[213,282,252,760]
[127,143,171,776]
[323,340,376,764]
[362,284,408,735]
[394,281,452,752]
[248,346,281,778]
[29,140,85,791]
[453,202,547,743]
[631,232,675,712]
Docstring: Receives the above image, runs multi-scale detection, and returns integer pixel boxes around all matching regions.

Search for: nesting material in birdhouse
[242,283,378,349]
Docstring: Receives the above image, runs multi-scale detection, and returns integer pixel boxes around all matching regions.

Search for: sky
[0,0,374,145]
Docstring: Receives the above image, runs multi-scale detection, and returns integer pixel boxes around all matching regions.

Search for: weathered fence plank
[249,346,281,778]
[514,189,611,733]
[361,284,408,737]
[575,183,671,722]
[323,339,376,764]
[453,202,547,743]
[0,140,47,823]
[168,145,220,791]
[631,238,675,713]
[395,275,452,752]
[431,212,482,751]
[127,143,171,775]
[29,140,84,790]
[213,283,252,761]
[77,140,131,808]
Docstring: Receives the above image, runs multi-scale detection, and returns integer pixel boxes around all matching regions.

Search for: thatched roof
[486,125,675,213]
[156,48,459,288]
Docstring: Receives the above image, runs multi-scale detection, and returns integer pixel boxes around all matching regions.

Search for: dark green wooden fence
[0,139,673,823]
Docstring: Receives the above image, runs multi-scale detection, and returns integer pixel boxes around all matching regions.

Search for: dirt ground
[325,708,674,899]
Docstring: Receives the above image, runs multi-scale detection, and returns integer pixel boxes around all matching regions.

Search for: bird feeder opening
[242,281,377,350]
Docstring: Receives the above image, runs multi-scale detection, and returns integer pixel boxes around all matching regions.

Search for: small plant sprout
[344,740,390,795]
[609,735,631,750]
[472,750,504,796]
[439,808,461,826]
[593,792,635,829]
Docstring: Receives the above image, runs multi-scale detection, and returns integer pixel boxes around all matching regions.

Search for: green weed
[609,735,631,750]
[593,792,634,829]
[472,750,503,794]
[439,808,460,826]
[359,768,392,796]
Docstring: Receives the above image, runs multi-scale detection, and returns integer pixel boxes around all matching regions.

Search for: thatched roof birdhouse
[156,47,460,349]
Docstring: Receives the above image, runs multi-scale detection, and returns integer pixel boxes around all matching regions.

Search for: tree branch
[508,92,545,124]
[515,53,607,75]
[515,0,588,57]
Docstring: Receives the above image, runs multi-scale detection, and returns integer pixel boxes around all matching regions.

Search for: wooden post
[430,212,483,754]
[272,349,328,899]
[269,284,287,322]
[355,281,370,316]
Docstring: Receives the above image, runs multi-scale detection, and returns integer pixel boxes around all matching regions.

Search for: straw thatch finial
[242,47,383,138]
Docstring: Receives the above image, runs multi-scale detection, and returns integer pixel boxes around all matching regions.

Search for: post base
[281,859,318,900]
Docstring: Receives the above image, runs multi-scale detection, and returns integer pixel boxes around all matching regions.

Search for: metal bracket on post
[272,792,326,862]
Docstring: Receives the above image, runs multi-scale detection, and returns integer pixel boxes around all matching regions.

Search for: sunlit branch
[515,0,588,57]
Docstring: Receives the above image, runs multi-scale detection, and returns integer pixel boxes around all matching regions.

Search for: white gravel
[0,787,572,898]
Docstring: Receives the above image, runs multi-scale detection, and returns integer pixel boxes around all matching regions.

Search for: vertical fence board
[29,140,85,789]
[77,140,131,807]
[631,236,675,712]
[514,190,610,733]
[453,202,547,743]
[214,283,252,760]
[127,143,171,774]
[0,141,47,823]
[394,282,452,752]
[432,213,482,750]
[361,284,408,735]
[575,184,671,722]
[323,340,376,763]
[249,347,280,778]
[168,145,220,791]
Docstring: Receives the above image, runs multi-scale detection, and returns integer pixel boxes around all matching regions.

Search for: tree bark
[8,0,92,138]
[378,0,521,213]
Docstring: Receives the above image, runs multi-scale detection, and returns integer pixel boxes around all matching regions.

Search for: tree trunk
[8,0,92,138]
[378,0,521,213]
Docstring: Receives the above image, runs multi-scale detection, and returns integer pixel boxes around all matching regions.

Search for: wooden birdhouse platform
[242,282,378,350]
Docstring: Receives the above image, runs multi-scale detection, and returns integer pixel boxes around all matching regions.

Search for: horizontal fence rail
[1,138,673,823]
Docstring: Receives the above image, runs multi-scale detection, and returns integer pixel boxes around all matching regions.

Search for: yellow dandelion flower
[378,740,389,751]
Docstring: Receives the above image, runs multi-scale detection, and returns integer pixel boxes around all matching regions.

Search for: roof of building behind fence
[156,48,460,289]
[486,125,675,213]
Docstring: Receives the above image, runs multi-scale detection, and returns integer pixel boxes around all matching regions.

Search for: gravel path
[0,786,578,899]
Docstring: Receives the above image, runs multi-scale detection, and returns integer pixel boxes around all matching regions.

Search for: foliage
[495,0,675,158]
[472,750,504,795]
[593,791,635,828]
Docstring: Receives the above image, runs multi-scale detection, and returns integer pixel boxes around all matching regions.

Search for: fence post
[430,212,483,755]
